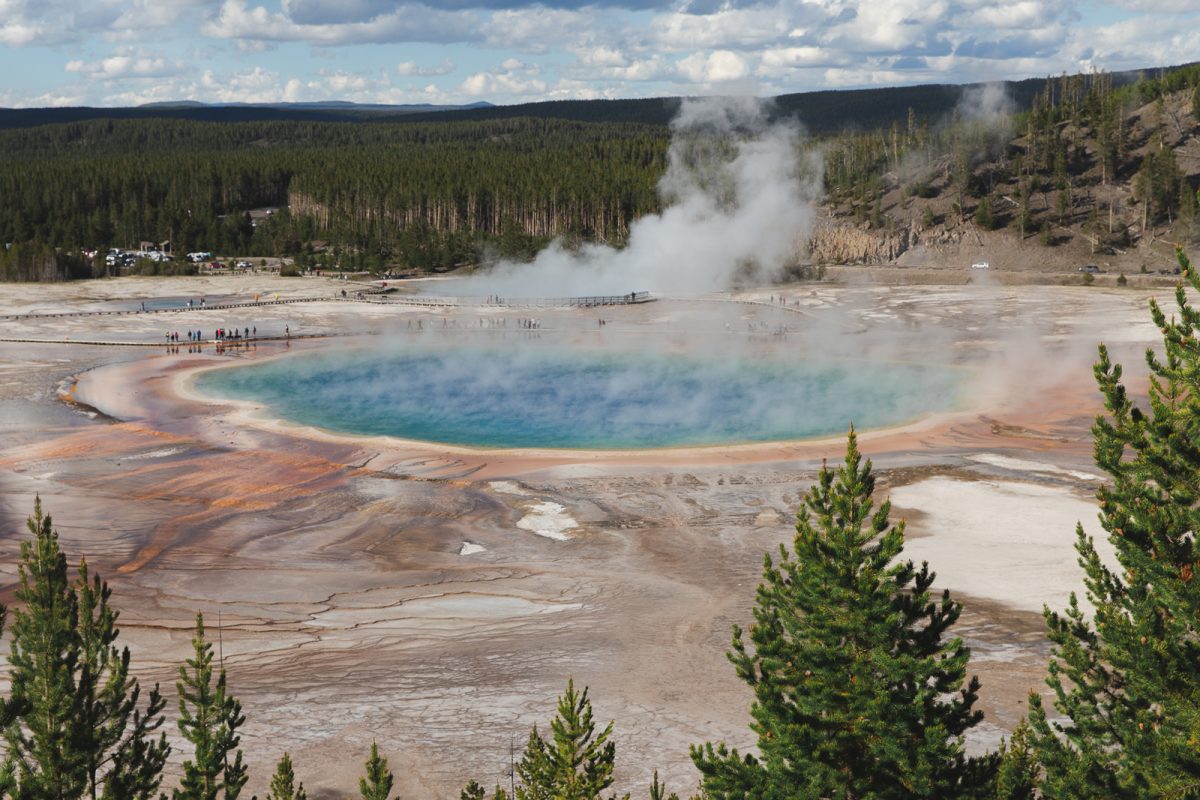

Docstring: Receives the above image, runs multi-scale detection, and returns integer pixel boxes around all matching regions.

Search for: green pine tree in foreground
[267,753,307,800]
[514,679,617,800]
[0,497,170,800]
[359,741,395,800]
[692,429,996,799]
[1028,246,1200,798]
[174,613,249,800]
[464,679,684,800]
[993,720,1039,800]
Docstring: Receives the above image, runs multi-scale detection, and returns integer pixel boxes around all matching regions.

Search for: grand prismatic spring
[195,342,965,449]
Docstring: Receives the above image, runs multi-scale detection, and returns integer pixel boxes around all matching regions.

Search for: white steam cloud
[463,96,823,297]
[957,82,1015,125]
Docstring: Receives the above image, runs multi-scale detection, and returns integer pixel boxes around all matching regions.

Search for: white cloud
[0,21,42,46]
[200,66,287,102]
[1059,13,1200,68]
[576,45,628,67]
[282,0,394,25]
[678,50,750,82]
[318,69,372,92]
[202,0,480,45]
[599,57,673,81]
[821,66,910,87]
[1103,0,1197,10]
[648,5,793,51]
[283,78,305,101]
[0,0,205,47]
[460,71,546,97]
[460,58,548,97]
[65,50,185,80]
[962,0,1062,29]
[397,58,455,77]
[0,87,86,107]
[757,45,839,73]
[484,8,599,53]
[3,0,1200,109]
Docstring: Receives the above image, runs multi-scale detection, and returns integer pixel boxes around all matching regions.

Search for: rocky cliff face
[806,222,923,264]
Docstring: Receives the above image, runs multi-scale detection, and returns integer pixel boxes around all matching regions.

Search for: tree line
[0,117,669,277]
[3,249,1199,798]
[4,62,1200,281]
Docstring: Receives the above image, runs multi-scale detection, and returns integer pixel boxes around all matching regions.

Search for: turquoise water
[196,344,963,449]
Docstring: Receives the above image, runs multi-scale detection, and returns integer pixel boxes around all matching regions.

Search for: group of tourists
[766,294,801,308]
[162,326,260,344]
[215,326,256,340]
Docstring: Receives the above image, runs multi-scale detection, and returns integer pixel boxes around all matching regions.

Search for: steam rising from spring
[467,96,823,296]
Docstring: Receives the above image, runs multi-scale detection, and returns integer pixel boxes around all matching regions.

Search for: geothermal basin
[0,274,1159,797]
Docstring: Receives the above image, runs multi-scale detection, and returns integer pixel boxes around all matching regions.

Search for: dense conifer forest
[1,63,1198,282]
[0,117,669,278]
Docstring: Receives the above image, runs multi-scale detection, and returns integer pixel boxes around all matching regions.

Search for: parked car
[1078,265,1101,274]
[971,261,990,269]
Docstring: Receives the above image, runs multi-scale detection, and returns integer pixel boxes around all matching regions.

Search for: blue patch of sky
[1,48,69,93]
[1079,0,1139,27]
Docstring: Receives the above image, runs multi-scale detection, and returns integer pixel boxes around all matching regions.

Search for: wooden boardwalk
[1,291,656,321]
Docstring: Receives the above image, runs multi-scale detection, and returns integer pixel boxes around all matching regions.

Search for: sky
[1,0,1198,109]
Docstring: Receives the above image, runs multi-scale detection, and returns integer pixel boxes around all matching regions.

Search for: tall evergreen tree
[266,754,306,800]
[514,679,617,800]
[692,430,995,799]
[460,782,509,800]
[460,781,488,800]
[464,680,620,800]
[0,497,170,800]
[993,721,1039,800]
[359,741,394,800]
[0,602,9,800]
[174,613,249,800]
[1028,247,1200,798]
[647,771,679,800]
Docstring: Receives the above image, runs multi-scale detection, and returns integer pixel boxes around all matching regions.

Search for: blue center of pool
[197,344,962,449]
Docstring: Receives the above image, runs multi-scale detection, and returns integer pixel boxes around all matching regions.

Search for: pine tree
[1028,246,1200,797]
[0,497,170,800]
[994,720,1039,800]
[461,781,487,800]
[460,783,510,800]
[510,679,616,800]
[174,613,249,800]
[0,601,9,800]
[267,754,307,800]
[647,771,679,800]
[359,741,394,800]
[975,196,996,230]
[692,431,996,799]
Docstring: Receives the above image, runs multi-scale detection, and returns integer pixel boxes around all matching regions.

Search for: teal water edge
[196,343,964,450]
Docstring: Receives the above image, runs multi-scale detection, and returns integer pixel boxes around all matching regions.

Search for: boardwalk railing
[377,291,655,308]
[2,292,656,321]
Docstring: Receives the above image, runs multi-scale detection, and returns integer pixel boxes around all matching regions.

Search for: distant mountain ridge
[139,99,495,113]
[0,64,1187,134]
